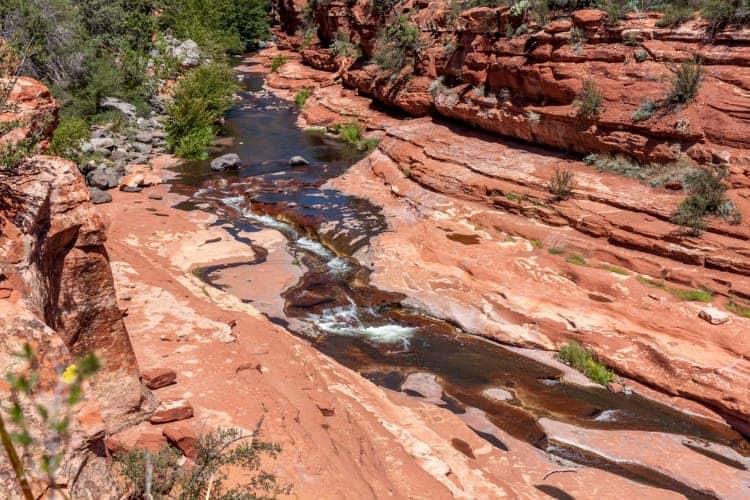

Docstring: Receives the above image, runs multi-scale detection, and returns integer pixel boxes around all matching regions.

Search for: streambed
[169,65,749,493]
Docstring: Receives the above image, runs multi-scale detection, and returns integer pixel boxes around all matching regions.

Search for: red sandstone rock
[141,367,177,389]
[162,422,198,458]
[572,9,605,28]
[106,430,167,455]
[545,20,572,34]
[699,307,730,325]
[149,399,194,424]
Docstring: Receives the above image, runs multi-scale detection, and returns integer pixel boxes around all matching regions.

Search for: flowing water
[169,64,749,489]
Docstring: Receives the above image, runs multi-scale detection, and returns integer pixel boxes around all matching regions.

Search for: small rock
[607,382,624,394]
[288,155,309,166]
[699,307,730,325]
[135,131,153,143]
[120,185,143,193]
[132,142,153,154]
[316,404,335,417]
[210,153,241,171]
[148,193,164,200]
[163,422,198,459]
[110,148,128,161]
[141,367,177,389]
[482,387,513,402]
[106,431,167,455]
[149,399,194,424]
[86,166,121,189]
[90,137,115,150]
[88,187,112,205]
[545,20,572,33]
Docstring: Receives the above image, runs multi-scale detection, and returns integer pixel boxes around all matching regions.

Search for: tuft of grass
[530,239,543,248]
[559,341,615,385]
[270,54,287,72]
[632,99,656,122]
[574,79,604,120]
[548,247,566,255]
[726,297,750,318]
[600,263,629,275]
[548,167,575,201]
[294,88,312,108]
[566,253,588,266]
[505,191,522,202]
[666,58,703,106]
[637,275,713,302]
[671,165,738,236]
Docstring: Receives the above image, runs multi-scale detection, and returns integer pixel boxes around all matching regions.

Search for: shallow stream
[169,65,748,492]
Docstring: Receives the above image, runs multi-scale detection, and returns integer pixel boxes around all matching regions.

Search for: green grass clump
[294,88,312,108]
[666,58,703,106]
[270,55,287,72]
[637,276,713,302]
[565,253,588,266]
[600,263,629,275]
[333,120,379,151]
[726,298,750,318]
[559,341,615,385]
[574,80,604,120]
[548,247,565,255]
[632,99,656,122]
[656,4,694,27]
[530,239,543,248]
[505,191,522,201]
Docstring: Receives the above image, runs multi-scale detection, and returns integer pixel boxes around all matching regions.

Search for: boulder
[149,399,194,424]
[132,142,152,154]
[105,431,167,455]
[171,40,201,67]
[86,166,121,190]
[482,387,513,402]
[88,187,112,205]
[289,155,309,166]
[89,137,115,150]
[100,97,137,119]
[135,131,153,143]
[141,367,177,389]
[210,153,241,171]
[698,307,730,325]
[163,422,198,459]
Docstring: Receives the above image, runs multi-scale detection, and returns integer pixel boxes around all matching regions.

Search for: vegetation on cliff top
[1,0,271,164]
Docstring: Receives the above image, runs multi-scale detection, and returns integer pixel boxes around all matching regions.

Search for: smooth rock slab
[149,399,194,424]
[539,418,750,499]
[401,372,443,401]
[482,387,513,402]
[141,367,177,389]
[210,153,241,171]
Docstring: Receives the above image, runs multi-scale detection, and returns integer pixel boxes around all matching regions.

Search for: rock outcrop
[281,1,750,171]
[1,75,148,496]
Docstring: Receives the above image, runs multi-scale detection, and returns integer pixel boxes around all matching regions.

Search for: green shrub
[530,238,543,248]
[332,120,379,151]
[558,341,615,385]
[574,80,604,120]
[632,99,656,122]
[117,423,291,499]
[671,165,737,235]
[702,0,748,32]
[374,14,421,72]
[634,48,649,62]
[50,117,89,159]
[330,31,361,58]
[295,88,312,108]
[601,0,630,26]
[270,54,287,72]
[548,167,574,201]
[657,3,694,27]
[166,63,238,159]
[666,58,703,106]
[548,247,565,255]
